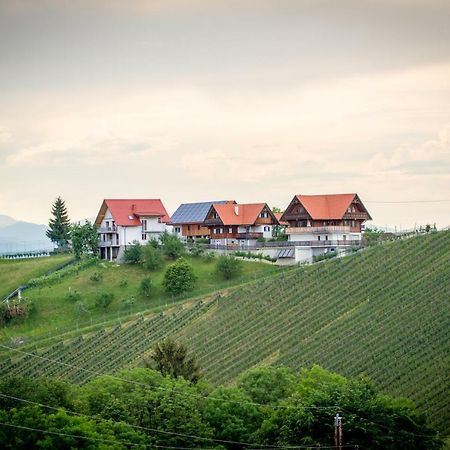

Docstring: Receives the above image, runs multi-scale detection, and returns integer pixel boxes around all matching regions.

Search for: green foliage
[46,196,71,249]
[233,251,275,262]
[147,338,202,383]
[163,257,197,295]
[89,271,103,283]
[95,291,114,309]
[121,296,135,309]
[141,244,163,271]
[203,252,215,262]
[215,255,243,280]
[71,221,99,259]
[123,241,142,264]
[312,251,337,262]
[118,278,128,288]
[189,242,205,257]
[139,277,153,298]
[64,289,82,302]
[238,366,296,405]
[160,231,185,259]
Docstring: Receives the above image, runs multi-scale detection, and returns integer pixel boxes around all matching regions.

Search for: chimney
[234,205,239,216]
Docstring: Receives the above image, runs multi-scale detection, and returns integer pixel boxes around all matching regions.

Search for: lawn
[0,255,74,299]
[0,255,282,342]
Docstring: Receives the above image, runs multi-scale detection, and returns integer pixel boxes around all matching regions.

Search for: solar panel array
[170,200,228,224]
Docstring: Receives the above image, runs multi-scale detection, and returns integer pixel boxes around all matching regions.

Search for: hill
[0,231,449,434]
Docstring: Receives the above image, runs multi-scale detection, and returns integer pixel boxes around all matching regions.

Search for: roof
[170,201,231,225]
[274,212,289,226]
[213,203,275,226]
[95,199,170,227]
[296,193,357,220]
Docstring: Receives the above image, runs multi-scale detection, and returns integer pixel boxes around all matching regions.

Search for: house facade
[204,203,279,247]
[94,199,170,261]
[280,193,371,262]
[170,201,233,240]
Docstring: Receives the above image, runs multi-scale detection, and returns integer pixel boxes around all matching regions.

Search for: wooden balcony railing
[211,232,263,240]
[285,226,360,234]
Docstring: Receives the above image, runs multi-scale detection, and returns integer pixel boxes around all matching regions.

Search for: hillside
[1,231,449,434]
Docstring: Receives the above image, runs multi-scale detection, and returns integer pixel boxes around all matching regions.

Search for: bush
[160,232,185,259]
[122,296,135,309]
[64,289,82,302]
[195,238,209,244]
[89,271,103,283]
[313,251,337,263]
[142,244,164,271]
[189,243,204,257]
[203,252,215,262]
[163,258,197,295]
[123,241,142,264]
[256,236,266,242]
[140,277,153,298]
[119,278,129,288]
[75,300,89,316]
[95,291,114,309]
[215,255,243,280]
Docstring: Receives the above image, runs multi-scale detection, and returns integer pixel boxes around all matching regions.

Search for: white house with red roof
[280,193,371,262]
[94,199,171,261]
[204,203,279,247]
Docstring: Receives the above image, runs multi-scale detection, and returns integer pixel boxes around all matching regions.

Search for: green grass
[0,255,280,342]
[0,255,73,299]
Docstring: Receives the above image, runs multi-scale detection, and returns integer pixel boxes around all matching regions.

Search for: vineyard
[1,231,449,434]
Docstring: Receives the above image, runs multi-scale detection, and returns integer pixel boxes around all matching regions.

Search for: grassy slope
[0,255,280,341]
[0,255,73,299]
[177,231,450,433]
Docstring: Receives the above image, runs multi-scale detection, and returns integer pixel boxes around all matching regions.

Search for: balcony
[211,232,263,240]
[98,226,117,233]
[98,240,120,247]
[285,226,359,235]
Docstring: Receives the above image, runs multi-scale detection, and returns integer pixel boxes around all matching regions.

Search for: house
[169,201,234,241]
[94,199,170,261]
[280,193,371,262]
[204,203,279,247]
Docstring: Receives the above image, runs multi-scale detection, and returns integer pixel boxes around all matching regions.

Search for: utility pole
[334,412,343,450]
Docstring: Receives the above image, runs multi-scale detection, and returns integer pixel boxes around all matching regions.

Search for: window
[142,234,147,240]
[142,219,147,231]
[187,225,191,231]
[318,236,321,241]
[198,225,201,230]
[260,211,269,218]
[264,226,271,232]
[106,221,109,229]
[325,235,328,240]
[158,217,162,223]
[228,228,233,233]
[174,227,181,233]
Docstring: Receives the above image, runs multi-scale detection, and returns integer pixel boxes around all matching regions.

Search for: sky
[0,0,449,229]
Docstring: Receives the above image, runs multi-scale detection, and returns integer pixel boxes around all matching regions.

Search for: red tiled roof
[98,199,170,226]
[274,212,289,226]
[212,203,268,226]
[296,194,357,220]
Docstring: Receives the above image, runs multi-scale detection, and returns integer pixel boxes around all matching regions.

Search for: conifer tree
[46,196,71,248]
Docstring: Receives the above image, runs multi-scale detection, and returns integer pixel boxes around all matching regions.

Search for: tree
[71,221,98,259]
[215,255,242,280]
[123,241,142,264]
[146,338,202,383]
[46,196,71,249]
[160,231,185,259]
[163,257,197,295]
[95,291,114,309]
[142,244,163,271]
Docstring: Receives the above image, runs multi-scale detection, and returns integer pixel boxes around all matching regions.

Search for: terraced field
[177,231,450,432]
[1,231,449,434]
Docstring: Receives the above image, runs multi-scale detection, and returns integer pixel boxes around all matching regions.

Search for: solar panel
[276,248,294,258]
[171,201,228,224]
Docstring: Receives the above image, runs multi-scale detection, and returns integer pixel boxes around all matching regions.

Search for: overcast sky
[0,0,449,228]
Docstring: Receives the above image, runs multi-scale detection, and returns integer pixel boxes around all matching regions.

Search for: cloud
[368,123,450,175]
[0,126,11,144]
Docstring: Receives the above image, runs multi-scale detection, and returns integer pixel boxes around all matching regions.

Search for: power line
[0,344,338,412]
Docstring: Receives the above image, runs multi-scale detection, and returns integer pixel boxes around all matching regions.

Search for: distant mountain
[0,214,17,228]
[0,217,54,253]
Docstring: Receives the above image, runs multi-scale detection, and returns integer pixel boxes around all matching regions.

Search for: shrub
[119,278,129,288]
[75,300,89,316]
[140,277,153,298]
[160,232,185,259]
[142,244,164,271]
[203,252,215,262]
[195,238,209,244]
[122,296,135,309]
[64,289,82,302]
[95,291,114,309]
[163,258,197,295]
[124,241,142,264]
[256,236,266,243]
[313,251,337,263]
[89,271,103,282]
[215,255,243,280]
[189,243,204,257]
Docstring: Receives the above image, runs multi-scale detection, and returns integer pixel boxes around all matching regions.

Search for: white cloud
[0,126,11,144]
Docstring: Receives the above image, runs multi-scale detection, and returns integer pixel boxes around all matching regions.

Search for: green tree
[123,241,142,264]
[146,338,202,383]
[139,277,153,298]
[163,257,197,295]
[142,243,163,271]
[46,196,71,249]
[215,255,242,280]
[160,231,185,259]
[95,291,114,309]
[71,221,98,259]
